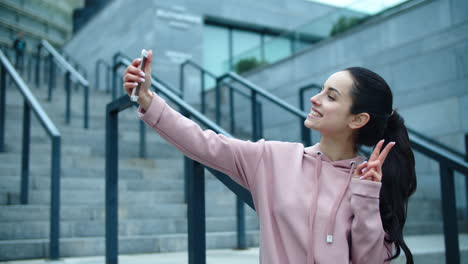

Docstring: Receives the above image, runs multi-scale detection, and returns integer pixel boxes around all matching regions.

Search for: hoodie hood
[304,143,367,171]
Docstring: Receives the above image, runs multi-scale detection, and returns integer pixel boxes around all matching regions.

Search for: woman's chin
[304,120,320,131]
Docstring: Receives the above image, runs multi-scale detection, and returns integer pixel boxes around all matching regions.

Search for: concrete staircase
[0,70,259,260]
[1,60,468,263]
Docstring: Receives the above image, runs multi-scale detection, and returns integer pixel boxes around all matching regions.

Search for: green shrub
[330,16,367,37]
[234,57,268,74]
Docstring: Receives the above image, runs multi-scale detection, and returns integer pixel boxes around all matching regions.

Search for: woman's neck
[318,135,356,161]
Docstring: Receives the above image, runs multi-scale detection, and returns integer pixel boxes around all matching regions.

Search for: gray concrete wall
[64,0,338,98]
[238,0,468,202]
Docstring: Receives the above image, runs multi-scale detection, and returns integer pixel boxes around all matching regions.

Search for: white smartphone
[130,49,149,102]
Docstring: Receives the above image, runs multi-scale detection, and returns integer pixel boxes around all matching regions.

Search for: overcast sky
[307,0,408,14]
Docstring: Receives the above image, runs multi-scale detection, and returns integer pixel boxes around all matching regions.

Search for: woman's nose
[310,94,320,106]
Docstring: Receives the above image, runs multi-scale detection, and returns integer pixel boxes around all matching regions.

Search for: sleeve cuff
[137,92,167,127]
[350,178,382,198]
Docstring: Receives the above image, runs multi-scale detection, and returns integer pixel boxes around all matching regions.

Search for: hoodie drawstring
[325,160,357,244]
[307,151,323,264]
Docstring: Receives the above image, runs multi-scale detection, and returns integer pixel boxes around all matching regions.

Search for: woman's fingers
[378,141,396,164]
[359,168,381,182]
[132,58,142,67]
[354,160,367,175]
[355,160,381,177]
[123,72,146,83]
[123,81,138,96]
[122,50,154,98]
[123,65,145,80]
[369,139,384,162]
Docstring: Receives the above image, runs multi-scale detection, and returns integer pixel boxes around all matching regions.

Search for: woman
[123,50,417,264]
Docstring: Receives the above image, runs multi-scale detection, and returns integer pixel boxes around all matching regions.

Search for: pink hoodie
[138,92,393,263]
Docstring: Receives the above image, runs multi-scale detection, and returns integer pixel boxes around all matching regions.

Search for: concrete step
[0,231,260,261]
[393,234,468,264]
[403,220,468,235]
[0,216,259,240]
[27,190,183,205]
[0,200,256,222]
[28,187,244,205]
[0,166,143,179]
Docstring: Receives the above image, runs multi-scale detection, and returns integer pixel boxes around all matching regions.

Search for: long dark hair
[345,66,417,263]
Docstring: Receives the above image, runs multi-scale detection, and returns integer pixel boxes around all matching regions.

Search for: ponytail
[380,110,417,263]
[344,66,417,264]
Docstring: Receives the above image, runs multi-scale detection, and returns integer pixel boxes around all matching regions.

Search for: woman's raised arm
[123,51,265,190]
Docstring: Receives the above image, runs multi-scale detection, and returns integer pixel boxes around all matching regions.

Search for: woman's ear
[348,112,370,130]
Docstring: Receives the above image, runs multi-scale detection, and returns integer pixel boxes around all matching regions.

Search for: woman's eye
[328,96,335,101]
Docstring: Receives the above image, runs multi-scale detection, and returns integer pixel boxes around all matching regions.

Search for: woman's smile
[308,108,323,119]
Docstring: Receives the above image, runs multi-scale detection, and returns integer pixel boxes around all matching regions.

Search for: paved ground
[1,234,468,264]
[0,248,260,264]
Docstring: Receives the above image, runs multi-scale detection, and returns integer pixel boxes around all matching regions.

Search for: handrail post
[84,84,89,129]
[96,60,101,91]
[105,107,119,264]
[27,53,32,82]
[0,64,6,152]
[106,64,111,93]
[229,86,235,134]
[215,79,221,125]
[65,71,71,124]
[20,99,31,204]
[180,62,184,99]
[112,64,118,100]
[251,90,259,140]
[35,44,41,88]
[47,54,54,101]
[465,133,468,219]
[43,53,48,85]
[201,71,206,114]
[139,120,146,158]
[257,102,263,139]
[49,135,61,260]
[186,156,206,264]
[439,164,460,264]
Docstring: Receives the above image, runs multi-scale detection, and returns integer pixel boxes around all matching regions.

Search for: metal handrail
[36,39,90,129]
[0,49,61,260]
[62,50,88,92]
[217,71,310,146]
[180,60,257,136]
[105,56,254,264]
[95,59,111,93]
[180,59,261,249]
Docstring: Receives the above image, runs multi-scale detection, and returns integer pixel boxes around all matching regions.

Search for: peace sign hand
[353,139,396,182]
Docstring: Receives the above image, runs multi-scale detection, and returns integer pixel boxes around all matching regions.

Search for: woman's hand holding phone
[123,49,154,111]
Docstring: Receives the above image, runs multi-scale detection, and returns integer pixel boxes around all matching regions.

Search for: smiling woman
[123,50,416,264]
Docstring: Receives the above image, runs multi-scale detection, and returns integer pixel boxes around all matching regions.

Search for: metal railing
[95,59,111,93]
[36,40,90,128]
[105,55,255,264]
[216,72,310,145]
[62,50,88,91]
[0,49,62,260]
[180,60,262,136]
[409,133,468,263]
[180,60,262,249]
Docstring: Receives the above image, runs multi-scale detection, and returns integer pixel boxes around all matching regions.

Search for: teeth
[311,110,322,117]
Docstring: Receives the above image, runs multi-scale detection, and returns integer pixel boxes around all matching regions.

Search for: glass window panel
[203,25,229,88]
[264,35,291,64]
[232,29,262,68]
